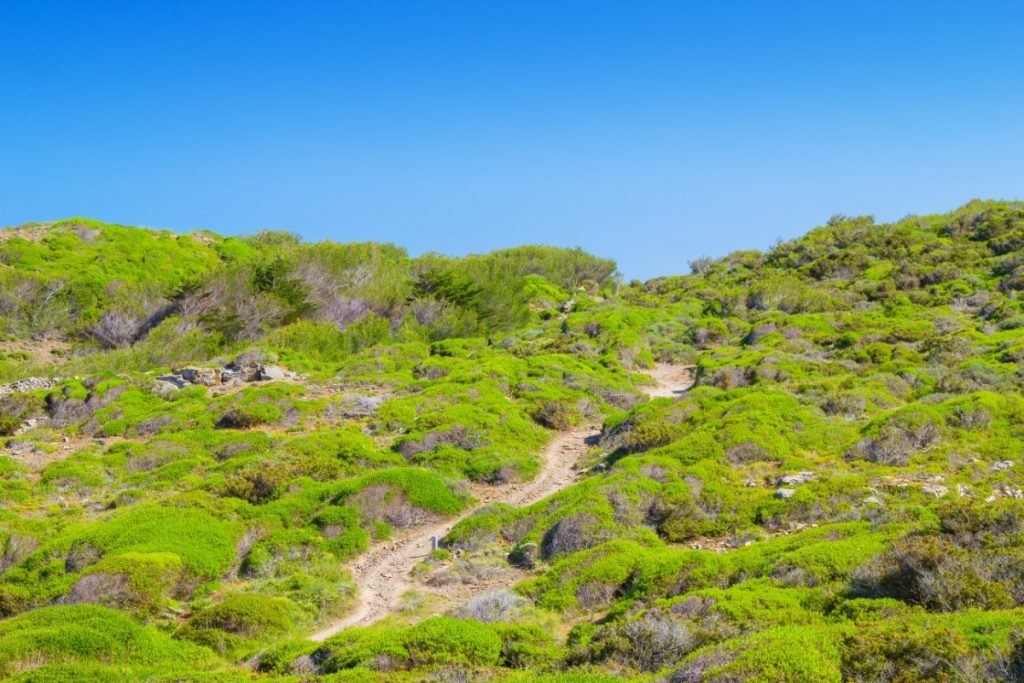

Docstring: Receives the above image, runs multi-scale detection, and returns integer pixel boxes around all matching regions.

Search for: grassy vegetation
[3,202,1024,679]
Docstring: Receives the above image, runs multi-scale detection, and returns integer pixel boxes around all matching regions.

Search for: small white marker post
[430,535,438,551]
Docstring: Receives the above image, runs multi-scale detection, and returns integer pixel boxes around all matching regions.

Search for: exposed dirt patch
[0,224,53,242]
[5,435,123,477]
[0,339,72,365]
[644,363,695,398]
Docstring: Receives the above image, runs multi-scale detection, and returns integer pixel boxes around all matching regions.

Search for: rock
[0,376,59,398]
[289,654,320,675]
[61,572,131,607]
[65,541,102,572]
[152,377,186,396]
[13,417,49,435]
[258,364,289,381]
[997,485,1024,499]
[320,524,343,539]
[178,367,222,386]
[0,534,40,571]
[225,362,262,382]
[862,495,883,505]
[775,488,797,500]
[508,543,538,569]
[778,471,816,486]
[992,460,1015,472]
[337,393,386,418]
[6,440,43,456]
[240,366,262,382]
[922,483,949,498]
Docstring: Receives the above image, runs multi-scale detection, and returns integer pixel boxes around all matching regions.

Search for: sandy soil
[308,364,694,641]
[644,363,695,398]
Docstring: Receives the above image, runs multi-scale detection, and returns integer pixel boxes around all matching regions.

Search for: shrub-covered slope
[3,201,1024,681]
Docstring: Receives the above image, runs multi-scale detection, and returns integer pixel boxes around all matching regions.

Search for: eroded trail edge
[308,364,693,641]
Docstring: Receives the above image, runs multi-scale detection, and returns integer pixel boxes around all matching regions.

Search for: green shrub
[0,604,214,677]
[678,625,841,682]
[76,551,185,615]
[321,625,408,671]
[72,504,241,578]
[402,617,502,666]
[188,593,301,639]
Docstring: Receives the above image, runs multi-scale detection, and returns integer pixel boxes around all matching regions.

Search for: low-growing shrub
[457,590,531,623]
[0,604,214,677]
[189,593,301,639]
[402,617,502,667]
[533,400,582,430]
[541,513,615,559]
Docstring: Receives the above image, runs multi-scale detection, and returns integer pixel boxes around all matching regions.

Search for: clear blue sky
[2,1,1022,279]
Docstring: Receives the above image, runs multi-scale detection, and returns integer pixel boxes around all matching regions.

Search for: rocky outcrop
[778,471,817,486]
[155,361,296,391]
[0,377,58,398]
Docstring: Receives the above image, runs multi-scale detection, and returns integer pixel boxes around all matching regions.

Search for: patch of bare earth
[0,224,53,242]
[5,435,123,479]
[0,339,72,365]
[644,363,695,398]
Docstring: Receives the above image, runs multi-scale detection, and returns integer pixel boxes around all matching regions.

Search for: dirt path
[645,363,695,398]
[308,364,693,641]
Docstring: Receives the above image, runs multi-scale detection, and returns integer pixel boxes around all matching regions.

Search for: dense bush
[402,617,502,667]
[3,204,1024,680]
[188,593,301,639]
[0,604,214,677]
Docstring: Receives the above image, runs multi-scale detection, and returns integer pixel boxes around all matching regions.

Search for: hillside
[2,201,1024,681]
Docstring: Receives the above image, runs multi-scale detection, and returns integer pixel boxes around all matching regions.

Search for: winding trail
[308,364,693,642]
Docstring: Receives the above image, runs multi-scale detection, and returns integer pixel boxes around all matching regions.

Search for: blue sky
[2,1,1022,279]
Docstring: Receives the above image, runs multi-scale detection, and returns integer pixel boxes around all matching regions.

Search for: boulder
[225,361,262,382]
[152,376,188,396]
[258,364,289,381]
[178,367,222,386]
[62,572,131,607]
[774,488,797,500]
[778,471,817,486]
[0,534,39,571]
[0,376,59,398]
[239,364,262,382]
[15,417,46,435]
